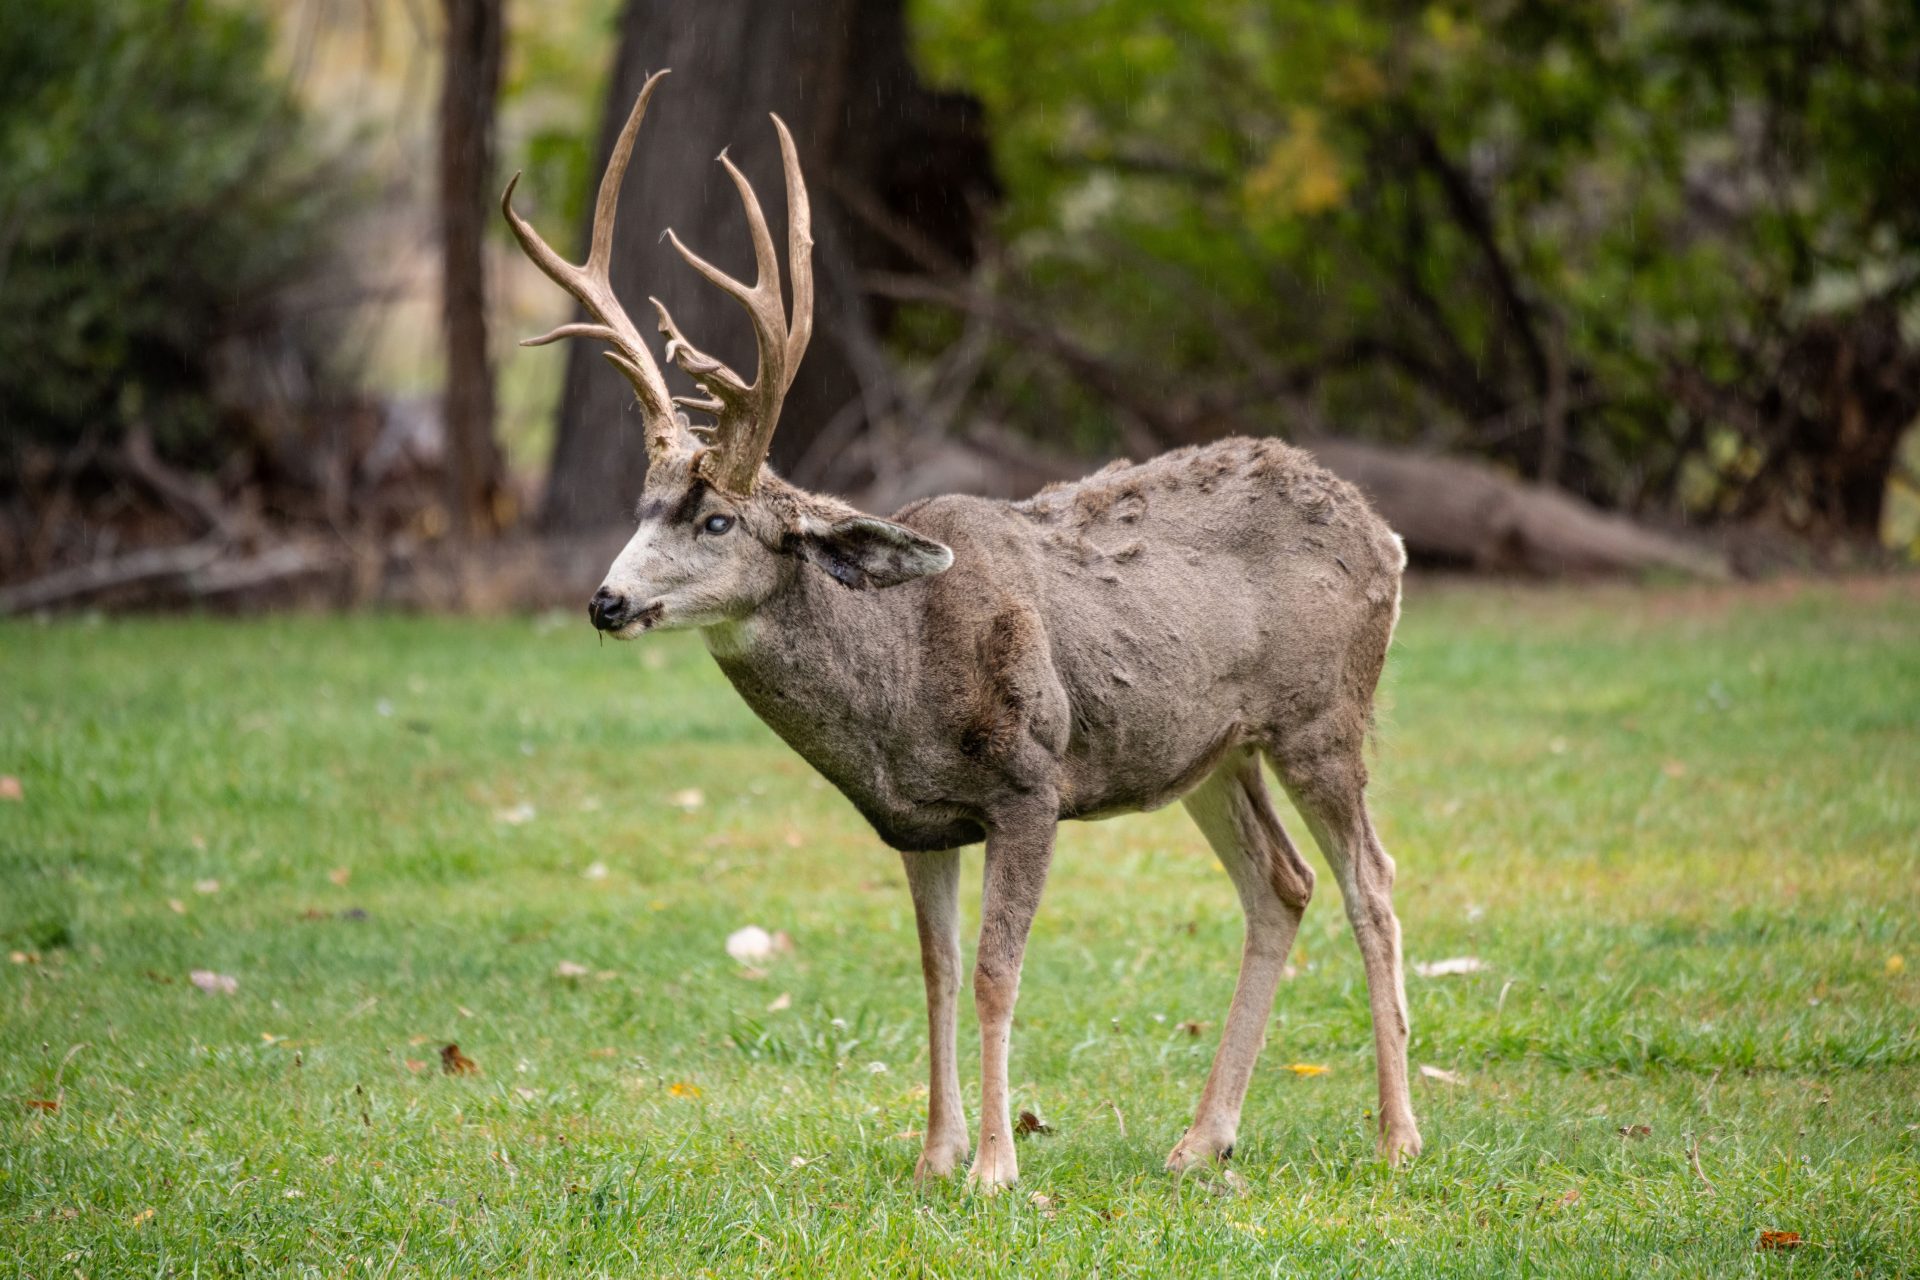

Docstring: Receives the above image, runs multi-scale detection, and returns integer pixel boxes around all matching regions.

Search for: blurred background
[4,0,1917,614]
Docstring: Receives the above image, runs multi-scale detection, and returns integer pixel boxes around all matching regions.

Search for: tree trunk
[438,0,506,540]
[541,0,996,532]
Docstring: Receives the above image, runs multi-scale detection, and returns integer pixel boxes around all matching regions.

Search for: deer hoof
[1378,1120,1424,1167]
[914,1132,970,1183]
[1164,1127,1235,1173]
[966,1133,1019,1192]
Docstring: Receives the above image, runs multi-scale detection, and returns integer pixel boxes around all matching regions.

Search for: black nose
[589,587,630,631]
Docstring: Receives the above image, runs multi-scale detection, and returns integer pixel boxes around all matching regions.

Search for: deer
[502,70,1422,1189]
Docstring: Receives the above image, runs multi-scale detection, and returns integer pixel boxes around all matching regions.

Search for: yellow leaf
[1243,109,1348,218]
[667,1081,701,1098]
[1888,954,1905,975]
[1287,1063,1330,1077]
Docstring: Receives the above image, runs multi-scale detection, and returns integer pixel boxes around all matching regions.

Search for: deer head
[503,70,951,637]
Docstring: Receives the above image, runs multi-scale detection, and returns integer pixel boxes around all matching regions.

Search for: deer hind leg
[1272,741,1422,1165]
[901,847,969,1181]
[1166,748,1315,1172]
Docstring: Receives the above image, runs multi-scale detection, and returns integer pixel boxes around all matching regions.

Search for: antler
[500,70,684,462]
[652,115,814,495]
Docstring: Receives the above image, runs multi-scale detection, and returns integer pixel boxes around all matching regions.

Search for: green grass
[3,579,1917,1277]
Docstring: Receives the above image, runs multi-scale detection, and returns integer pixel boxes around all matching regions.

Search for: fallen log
[1306,439,1731,579]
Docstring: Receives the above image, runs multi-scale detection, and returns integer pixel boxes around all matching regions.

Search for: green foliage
[3,584,1918,1273]
[0,0,342,469]
[911,0,1920,523]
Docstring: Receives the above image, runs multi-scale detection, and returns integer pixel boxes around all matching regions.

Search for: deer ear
[796,516,953,590]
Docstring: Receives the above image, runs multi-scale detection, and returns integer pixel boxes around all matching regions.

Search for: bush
[0,0,344,478]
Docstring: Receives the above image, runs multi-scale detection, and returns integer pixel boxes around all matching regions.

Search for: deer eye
[702,513,735,535]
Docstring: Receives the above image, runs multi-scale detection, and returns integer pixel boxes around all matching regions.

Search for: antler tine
[501,69,677,451]
[652,113,814,494]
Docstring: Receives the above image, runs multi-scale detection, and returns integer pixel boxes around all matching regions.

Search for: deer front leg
[901,847,969,1181]
[968,812,1057,1192]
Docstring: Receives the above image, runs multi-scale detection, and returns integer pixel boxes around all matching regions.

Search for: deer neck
[701,563,922,768]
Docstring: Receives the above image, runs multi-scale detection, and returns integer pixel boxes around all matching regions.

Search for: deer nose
[588,586,630,631]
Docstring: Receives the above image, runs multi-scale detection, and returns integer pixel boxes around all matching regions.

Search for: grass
[3,578,1917,1277]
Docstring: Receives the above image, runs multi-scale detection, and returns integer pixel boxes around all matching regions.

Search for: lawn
[3,578,1917,1277]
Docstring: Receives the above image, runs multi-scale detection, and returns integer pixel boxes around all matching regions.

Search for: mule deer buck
[503,71,1421,1188]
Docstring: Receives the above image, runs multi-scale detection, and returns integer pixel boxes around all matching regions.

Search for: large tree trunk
[541,0,996,532]
[438,0,506,540]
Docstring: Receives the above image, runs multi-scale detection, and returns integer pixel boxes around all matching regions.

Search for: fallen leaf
[587,1047,619,1059]
[1419,1064,1467,1086]
[1557,1187,1582,1208]
[1413,956,1488,978]
[404,1059,428,1074]
[23,1099,59,1112]
[193,878,221,895]
[189,970,238,996]
[767,992,792,1012]
[440,1043,479,1076]
[1618,1123,1652,1140]
[1756,1231,1803,1252]
[0,775,22,801]
[667,1081,701,1098]
[726,925,781,964]
[671,788,705,812]
[1014,1109,1053,1136]
[1888,954,1906,975]
[554,960,590,979]
[1176,1019,1209,1037]
[1287,1063,1330,1077]
[299,908,329,921]
[327,867,351,887]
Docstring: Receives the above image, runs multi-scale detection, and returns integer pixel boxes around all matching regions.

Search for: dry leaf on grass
[1556,1187,1582,1208]
[23,1099,59,1112]
[554,960,590,979]
[404,1059,429,1074]
[767,992,792,1012]
[440,1043,479,1076]
[327,867,351,887]
[0,775,23,801]
[1756,1231,1803,1251]
[1015,1109,1054,1136]
[1618,1124,1652,1139]
[1287,1063,1330,1077]
[1419,1064,1467,1086]
[1414,956,1488,978]
[189,970,238,996]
